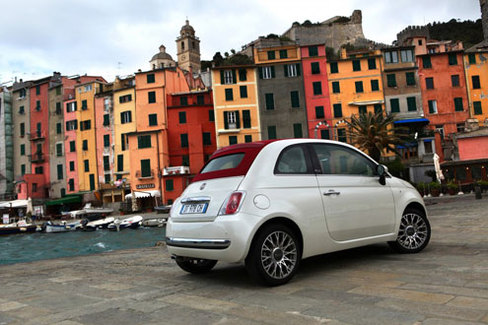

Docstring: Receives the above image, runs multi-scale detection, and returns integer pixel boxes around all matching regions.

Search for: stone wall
[396,26,430,45]
[481,0,488,40]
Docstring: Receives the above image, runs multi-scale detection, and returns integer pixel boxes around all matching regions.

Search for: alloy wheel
[260,230,298,280]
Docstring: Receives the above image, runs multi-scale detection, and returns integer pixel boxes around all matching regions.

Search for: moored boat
[83,217,115,231]
[45,220,82,233]
[0,220,38,235]
[142,218,167,227]
[107,215,143,231]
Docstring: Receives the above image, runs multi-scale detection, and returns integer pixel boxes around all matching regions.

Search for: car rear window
[200,153,245,174]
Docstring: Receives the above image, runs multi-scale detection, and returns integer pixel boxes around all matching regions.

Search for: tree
[346,112,410,162]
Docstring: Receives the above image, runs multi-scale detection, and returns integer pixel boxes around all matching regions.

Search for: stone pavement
[0,195,487,325]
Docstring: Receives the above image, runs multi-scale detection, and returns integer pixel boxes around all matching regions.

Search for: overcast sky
[0,0,482,85]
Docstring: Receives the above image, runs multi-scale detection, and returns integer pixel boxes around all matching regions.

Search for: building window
[103,114,110,126]
[265,93,274,110]
[84,160,89,172]
[284,64,300,77]
[224,111,239,129]
[119,94,132,103]
[337,129,347,142]
[57,164,64,180]
[330,62,338,73]
[35,166,43,174]
[267,50,275,60]
[56,143,63,156]
[312,82,322,95]
[240,85,248,98]
[451,75,460,87]
[121,111,132,124]
[315,106,324,118]
[82,140,88,151]
[225,88,233,101]
[422,56,432,68]
[66,120,77,131]
[474,101,482,115]
[140,159,151,177]
[260,66,275,79]
[182,155,189,166]
[117,154,124,172]
[293,123,303,138]
[279,49,288,59]
[104,174,111,184]
[454,97,464,111]
[36,85,40,95]
[222,70,235,84]
[20,123,25,137]
[69,161,75,171]
[229,136,238,145]
[320,129,330,139]
[426,77,434,89]
[70,141,76,152]
[165,179,174,192]
[332,81,340,93]
[290,91,300,108]
[242,110,251,128]
[80,120,91,131]
[147,73,155,83]
[368,58,376,70]
[352,60,361,71]
[21,164,26,176]
[203,132,211,146]
[428,100,438,114]
[308,46,318,57]
[267,126,277,139]
[371,79,379,91]
[103,156,110,171]
[311,62,320,74]
[19,106,25,114]
[81,100,87,110]
[138,135,152,149]
[56,122,62,134]
[359,106,367,115]
[406,72,416,86]
[180,134,188,148]
[448,53,458,65]
[179,111,187,124]
[400,50,414,62]
[390,98,400,113]
[238,69,247,81]
[148,114,157,126]
[245,135,252,143]
[468,53,476,64]
[180,96,188,106]
[407,97,417,111]
[384,51,398,63]
[387,74,397,87]
[333,103,342,118]
[374,104,382,114]
[56,102,62,115]
[208,110,214,122]
[20,144,25,156]
[148,91,156,103]
[35,100,41,111]
[355,81,364,93]
[472,75,481,89]
[197,94,205,105]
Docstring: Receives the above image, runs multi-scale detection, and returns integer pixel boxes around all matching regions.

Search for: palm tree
[345,112,410,162]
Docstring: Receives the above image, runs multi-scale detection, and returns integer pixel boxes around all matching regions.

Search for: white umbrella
[26,197,33,216]
[131,191,138,212]
[433,153,444,183]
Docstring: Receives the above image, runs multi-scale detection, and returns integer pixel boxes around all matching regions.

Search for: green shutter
[422,56,432,68]
[245,135,252,143]
[359,106,367,115]
[232,70,237,84]
[428,100,436,114]
[371,79,379,91]
[313,82,322,95]
[265,93,274,110]
[311,62,320,74]
[291,91,300,108]
[90,174,95,190]
[242,110,251,128]
[374,104,382,114]
[474,101,482,115]
[468,53,476,64]
[258,67,263,79]
[387,74,397,87]
[103,156,110,171]
[240,85,248,98]
[104,134,110,147]
[352,60,361,71]
[271,66,275,78]
[368,58,376,69]
[225,88,233,101]
[332,82,340,93]
[268,126,277,139]
[315,106,324,118]
[180,134,188,148]
[454,97,463,111]
[355,81,363,93]
[140,159,151,177]
[333,104,342,118]
[330,62,338,73]
[117,155,124,172]
[229,136,237,145]
[407,97,417,111]
[103,114,110,126]
[208,110,214,122]
[406,72,416,86]
[448,53,457,65]
[293,123,302,138]
[296,63,301,76]
[235,110,240,128]
[56,123,62,134]
[284,65,289,77]
[224,111,229,129]
[390,98,400,113]
[220,70,225,84]
[165,180,174,191]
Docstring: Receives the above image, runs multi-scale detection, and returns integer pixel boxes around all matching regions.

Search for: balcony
[135,170,155,179]
[29,153,45,163]
[163,166,190,176]
[29,131,45,141]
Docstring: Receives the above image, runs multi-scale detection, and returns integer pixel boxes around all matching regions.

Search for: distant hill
[427,19,483,49]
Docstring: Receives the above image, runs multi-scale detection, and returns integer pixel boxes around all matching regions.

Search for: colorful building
[0,88,14,200]
[300,44,332,139]
[48,79,66,198]
[64,91,79,195]
[327,49,385,142]
[165,90,215,204]
[464,42,488,125]
[211,65,260,148]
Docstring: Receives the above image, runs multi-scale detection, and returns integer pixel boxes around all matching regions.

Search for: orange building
[464,43,488,124]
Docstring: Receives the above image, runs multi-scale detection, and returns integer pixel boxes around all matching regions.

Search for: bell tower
[176,19,201,72]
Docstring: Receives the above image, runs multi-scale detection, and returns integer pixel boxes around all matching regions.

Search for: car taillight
[219,192,244,215]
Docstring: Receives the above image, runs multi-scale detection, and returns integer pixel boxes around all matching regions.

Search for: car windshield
[200,153,245,174]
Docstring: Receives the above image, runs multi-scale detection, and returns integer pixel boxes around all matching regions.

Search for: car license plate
[180,203,208,214]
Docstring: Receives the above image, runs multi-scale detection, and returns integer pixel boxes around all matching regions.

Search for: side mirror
[377,164,388,185]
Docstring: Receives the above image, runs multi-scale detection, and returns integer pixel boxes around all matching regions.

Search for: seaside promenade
[0,195,487,325]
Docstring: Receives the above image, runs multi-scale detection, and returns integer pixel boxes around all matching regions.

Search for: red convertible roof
[192,140,277,182]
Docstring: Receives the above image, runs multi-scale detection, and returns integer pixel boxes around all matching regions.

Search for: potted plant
[429,182,441,197]
[416,182,426,196]
[447,181,458,195]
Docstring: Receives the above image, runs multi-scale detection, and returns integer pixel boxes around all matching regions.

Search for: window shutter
[271,66,275,78]
[235,110,240,128]
[284,65,289,77]
[232,70,237,84]
[258,67,263,79]
[296,64,301,76]
[220,70,225,84]
[224,111,229,129]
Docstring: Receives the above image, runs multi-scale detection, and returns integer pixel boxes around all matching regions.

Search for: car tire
[175,256,217,274]
[389,208,431,254]
[245,223,301,286]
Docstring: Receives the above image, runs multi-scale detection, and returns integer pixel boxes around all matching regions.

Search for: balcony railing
[135,170,155,179]
[29,132,45,141]
[163,166,190,176]
[29,153,45,163]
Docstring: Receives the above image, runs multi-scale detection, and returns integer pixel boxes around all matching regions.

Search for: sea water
[0,227,166,265]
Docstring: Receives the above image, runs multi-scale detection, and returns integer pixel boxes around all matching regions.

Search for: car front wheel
[246,224,301,286]
[389,208,431,254]
[175,256,217,274]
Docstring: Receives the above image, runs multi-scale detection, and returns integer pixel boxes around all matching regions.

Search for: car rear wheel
[389,208,431,254]
[175,256,217,274]
[246,224,301,286]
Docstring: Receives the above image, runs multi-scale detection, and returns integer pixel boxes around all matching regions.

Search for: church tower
[176,19,201,72]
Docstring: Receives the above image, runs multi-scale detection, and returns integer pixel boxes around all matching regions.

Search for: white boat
[142,218,167,227]
[63,203,114,220]
[84,217,115,230]
[108,215,143,231]
[45,220,81,233]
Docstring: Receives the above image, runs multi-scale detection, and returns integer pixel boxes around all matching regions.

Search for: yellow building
[327,49,385,142]
[211,65,261,148]
[464,45,488,124]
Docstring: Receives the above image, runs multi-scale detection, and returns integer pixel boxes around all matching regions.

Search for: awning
[0,200,28,208]
[45,195,82,206]
[125,190,161,200]
[394,118,429,124]
[348,100,384,106]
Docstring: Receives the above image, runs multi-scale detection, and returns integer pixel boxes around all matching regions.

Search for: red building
[300,44,332,139]
[417,50,470,161]
[165,90,216,204]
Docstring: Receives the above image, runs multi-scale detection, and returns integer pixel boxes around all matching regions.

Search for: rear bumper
[165,237,231,249]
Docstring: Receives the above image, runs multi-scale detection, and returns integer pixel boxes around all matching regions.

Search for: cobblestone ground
[0,195,487,325]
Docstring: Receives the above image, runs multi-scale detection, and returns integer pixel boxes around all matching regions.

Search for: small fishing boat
[107,215,143,231]
[83,217,115,231]
[142,217,167,227]
[45,220,82,233]
[0,220,38,235]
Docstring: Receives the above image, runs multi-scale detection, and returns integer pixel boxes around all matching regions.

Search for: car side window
[312,144,377,176]
[275,145,310,174]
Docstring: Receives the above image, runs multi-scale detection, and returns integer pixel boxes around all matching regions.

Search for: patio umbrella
[433,153,444,183]
[26,197,33,216]
[131,191,138,212]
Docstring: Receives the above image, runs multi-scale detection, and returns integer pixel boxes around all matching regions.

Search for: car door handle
[323,190,341,196]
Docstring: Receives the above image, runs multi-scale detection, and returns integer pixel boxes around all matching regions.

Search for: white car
[166,139,431,285]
